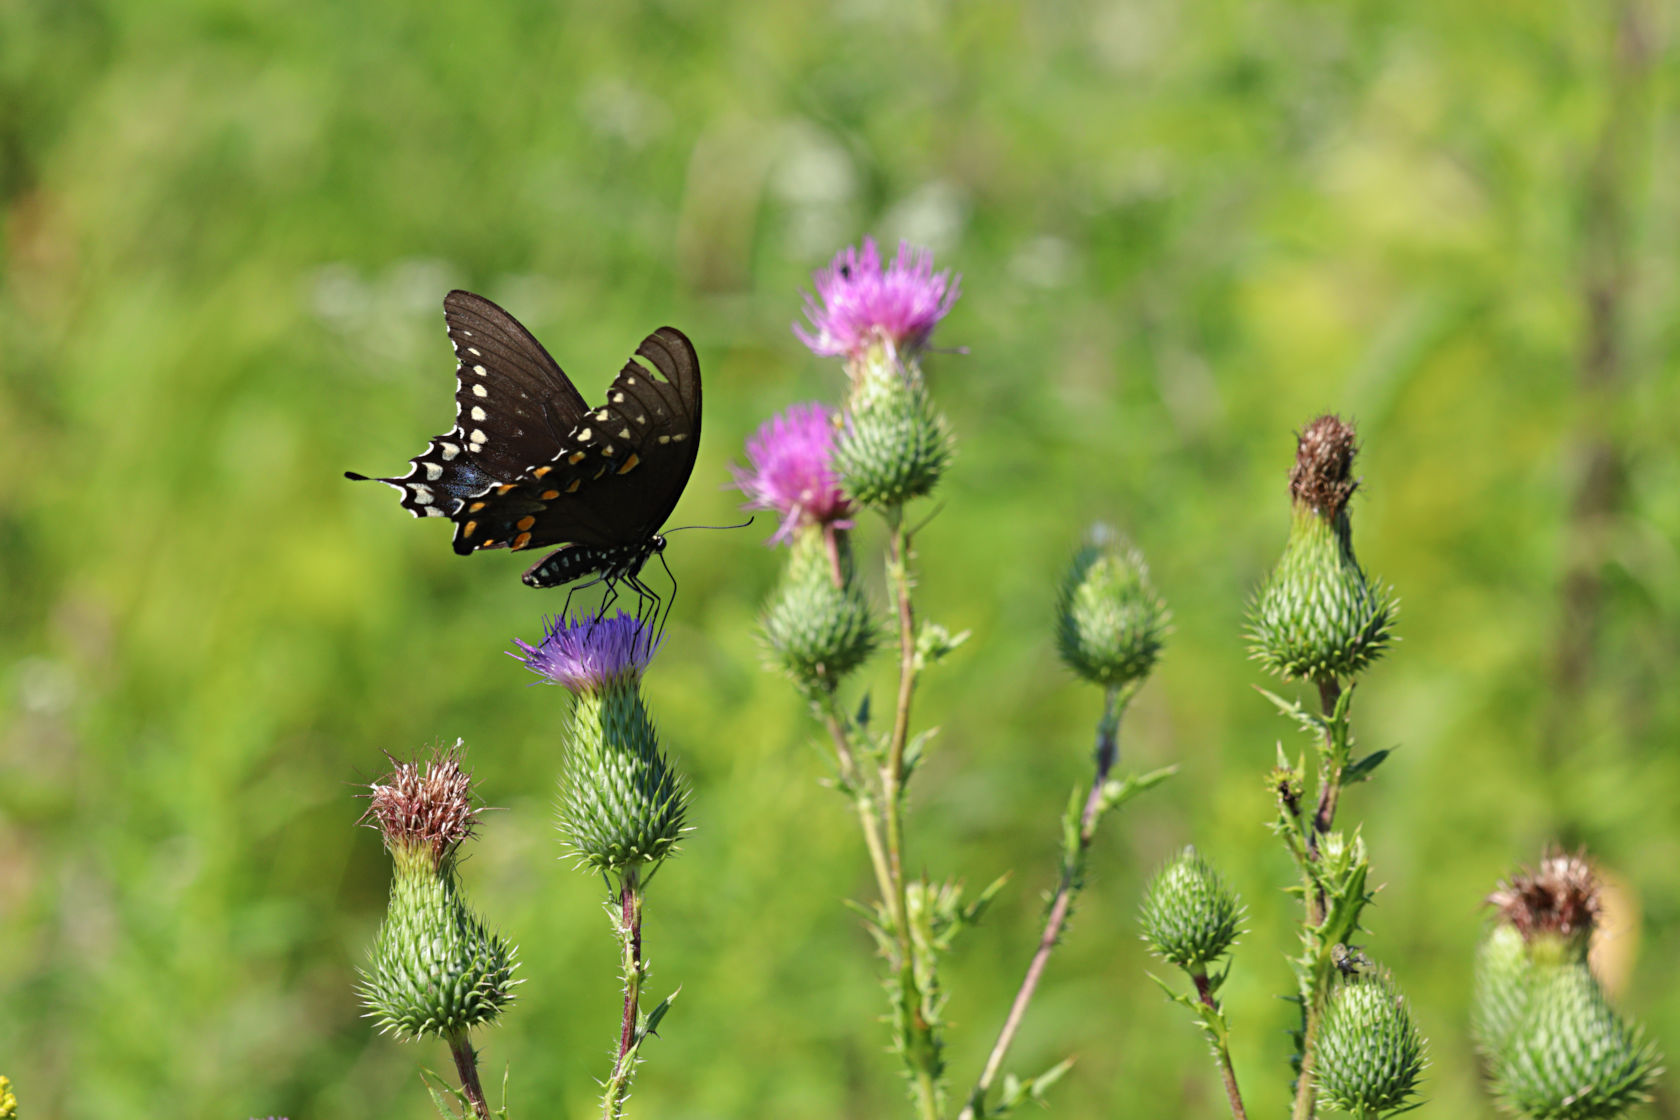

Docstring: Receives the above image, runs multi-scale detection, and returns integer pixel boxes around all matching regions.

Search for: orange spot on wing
[516,516,536,531]
[533,465,552,478]
[540,489,560,500]
[513,531,532,549]
[567,452,586,464]
[469,501,486,512]
[566,479,581,493]
[463,520,478,537]
[617,453,640,475]
[497,484,515,494]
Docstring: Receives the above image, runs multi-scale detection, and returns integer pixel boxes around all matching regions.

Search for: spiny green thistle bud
[1315,968,1427,1115]
[1476,852,1661,1120]
[1249,415,1395,682]
[358,744,518,1041]
[0,1076,15,1119]
[515,612,689,874]
[834,358,953,508]
[1057,527,1169,690]
[762,525,878,688]
[1139,846,1243,969]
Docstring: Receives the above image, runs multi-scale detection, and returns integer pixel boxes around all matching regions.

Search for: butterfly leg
[649,549,679,649]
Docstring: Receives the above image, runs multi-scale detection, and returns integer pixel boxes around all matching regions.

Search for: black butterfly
[347,290,702,613]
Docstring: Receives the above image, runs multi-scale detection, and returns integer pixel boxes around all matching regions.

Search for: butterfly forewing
[452,326,701,556]
[443,290,589,481]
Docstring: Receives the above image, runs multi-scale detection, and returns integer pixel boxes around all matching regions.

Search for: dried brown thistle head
[1289,414,1360,519]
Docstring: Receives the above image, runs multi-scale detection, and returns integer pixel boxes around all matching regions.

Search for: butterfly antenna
[662,515,755,535]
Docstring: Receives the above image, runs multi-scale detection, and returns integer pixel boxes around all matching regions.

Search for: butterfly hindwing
[443,290,590,481]
[452,326,701,557]
[346,431,496,519]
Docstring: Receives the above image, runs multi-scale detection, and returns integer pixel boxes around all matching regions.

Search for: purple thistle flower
[512,612,658,692]
[731,402,855,545]
[794,237,960,359]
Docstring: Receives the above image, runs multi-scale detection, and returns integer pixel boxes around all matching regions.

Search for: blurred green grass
[2,1,1677,1117]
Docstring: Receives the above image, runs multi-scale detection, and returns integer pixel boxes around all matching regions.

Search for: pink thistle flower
[511,611,658,693]
[731,402,855,546]
[794,237,960,359]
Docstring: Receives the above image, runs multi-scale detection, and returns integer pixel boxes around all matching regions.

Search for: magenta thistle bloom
[731,402,855,545]
[794,237,960,358]
[512,612,658,692]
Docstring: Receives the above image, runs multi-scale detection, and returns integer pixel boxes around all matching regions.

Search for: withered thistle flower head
[1249,413,1394,681]
[1289,414,1360,519]
[358,741,517,1041]
[1489,849,1602,945]
[363,741,478,871]
[1476,850,1661,1119]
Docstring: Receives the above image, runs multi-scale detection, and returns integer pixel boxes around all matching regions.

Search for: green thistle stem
[817,683,898,919]
[959,687,1124,1120]
[1191,969,1250,1120]
[603,867,645,1120]
[1310,676,1345,840]
[1293,955,1333,1120]
[447,1030,491,1120]
[883,510,940,1120]
[1294,675,1346,1120]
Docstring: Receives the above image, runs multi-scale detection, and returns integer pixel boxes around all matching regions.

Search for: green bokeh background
[3,1,1677,1117]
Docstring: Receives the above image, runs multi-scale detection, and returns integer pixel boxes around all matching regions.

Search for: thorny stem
[1192,970,1250,1120]
[447,1030,491,1120]
[884,511,940,1120]
[603,868,644,1120]
[1310,676,1345,837]
[817,682,898,918]
[1293,674,1345,1120]
[959,687,1123,1120]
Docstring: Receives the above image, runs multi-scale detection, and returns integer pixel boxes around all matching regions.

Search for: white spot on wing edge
[471,383,488,398]
[424,462,443,480]
[471,406,487,421]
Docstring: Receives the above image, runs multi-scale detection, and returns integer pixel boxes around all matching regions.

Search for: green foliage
[1055,531,1170,690]
[360,865,518,1041]
[1315,969,1426,1116]
[558,686,688,874]
[3,0,1678,1116]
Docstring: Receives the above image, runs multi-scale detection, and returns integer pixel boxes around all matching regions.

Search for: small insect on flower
[731,402,855,546]
[794,237,960,359]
